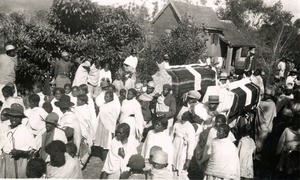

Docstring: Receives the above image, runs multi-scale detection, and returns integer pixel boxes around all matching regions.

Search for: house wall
[152,5,180,40]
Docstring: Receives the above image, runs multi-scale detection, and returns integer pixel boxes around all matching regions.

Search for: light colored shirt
[1,124,37,153]
[0,54,17,84]
[73,64,89,87]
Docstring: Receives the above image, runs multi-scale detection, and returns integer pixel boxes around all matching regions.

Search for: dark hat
[4,108,26,118]
[163,54,170,60]
[163,84,172,90]
[54,95,74,108]
[127,154,145,170]
[209,95,220,104]
[44,112,59,125]
[11,103,24,113]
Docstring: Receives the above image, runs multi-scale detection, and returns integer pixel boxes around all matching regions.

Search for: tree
[137,17,208,80]
[0,0,143,92]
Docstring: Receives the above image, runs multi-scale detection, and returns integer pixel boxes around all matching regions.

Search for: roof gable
[220,20,255,47]
[153,1,224,30]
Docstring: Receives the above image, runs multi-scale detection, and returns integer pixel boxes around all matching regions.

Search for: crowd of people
[0,44,299,179]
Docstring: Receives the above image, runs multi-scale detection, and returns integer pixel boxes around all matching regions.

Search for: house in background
[152,0,255,74]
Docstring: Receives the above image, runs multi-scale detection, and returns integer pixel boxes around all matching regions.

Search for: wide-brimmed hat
[188,90,201,100]
[127,154,145,170]
[54,95,74,108]
[220,72,228,80]
[152,150,168,164]
[209,95,220,104]
[11,103,24,113]
[44,112,59,125]
[4,108,26,118]
[5,45,15,51]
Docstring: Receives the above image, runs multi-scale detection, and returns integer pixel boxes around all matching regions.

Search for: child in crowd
[172,111,195,178]
[99,63,112,83]
[149,150,173,179]
[112,73,124,96]
[119,89,127,104]
[64,83,72,96]
[119,154,146,179]
[238,124,256,179]
[66,142,77,158]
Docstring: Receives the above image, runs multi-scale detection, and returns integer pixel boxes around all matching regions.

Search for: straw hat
[187,90,201,100]
[209,95,220,104]
[5,45,15,51]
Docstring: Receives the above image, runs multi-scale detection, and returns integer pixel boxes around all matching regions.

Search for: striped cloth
[166,66,216,98]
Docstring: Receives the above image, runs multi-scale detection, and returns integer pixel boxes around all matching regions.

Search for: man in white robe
[72,61,91,87]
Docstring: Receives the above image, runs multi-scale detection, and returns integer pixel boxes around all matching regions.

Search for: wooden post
[225,46,233,75]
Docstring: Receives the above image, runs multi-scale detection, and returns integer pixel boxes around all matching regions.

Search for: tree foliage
[218,0,299,82]
[0,0,143,92]
[137,18,208,80]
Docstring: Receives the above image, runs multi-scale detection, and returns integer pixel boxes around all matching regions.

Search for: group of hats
[187,90,219,103]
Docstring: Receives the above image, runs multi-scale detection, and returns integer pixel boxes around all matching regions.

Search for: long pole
[7,132,18,178]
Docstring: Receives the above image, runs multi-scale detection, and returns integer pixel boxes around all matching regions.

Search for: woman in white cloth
[94,91,120,160]
[172,111,195,179]
[119,88,144,147]
[204,124,240,180]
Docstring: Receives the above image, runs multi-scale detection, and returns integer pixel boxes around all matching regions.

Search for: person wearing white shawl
[73,94,93,166]
[94,91,120,160]
[72,60,91,87]
[204,124,240,180]
[119,88,144,147]
[100,123,137,179]
[78,84,97,140]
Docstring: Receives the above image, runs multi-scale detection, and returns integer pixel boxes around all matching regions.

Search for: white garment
[0,96,25,113]
[58,111,82,153]
[102,138,137,174]
[1,124,37,154]
[119,98,144,147]
[124,55,138,69]
[87,64,101,86]
[99,69,112,84]
[277,61,286,78]
[72,64,89,87]
[37,92,45,107]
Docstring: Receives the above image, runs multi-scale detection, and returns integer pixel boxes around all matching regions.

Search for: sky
[93,0,300,21]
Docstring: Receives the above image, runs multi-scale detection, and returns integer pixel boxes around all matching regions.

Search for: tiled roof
[171,1,224,30]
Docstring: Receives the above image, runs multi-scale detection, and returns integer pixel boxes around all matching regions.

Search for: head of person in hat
[4,108,26,129]
[54,95,74,112]
[61,51,69,61]
[208,95,220,111]
[187,90,201,104]
[44,112,59,133]
[151,150,168,169]
[219,72,228,84]
[5,44,17,57]
[146,81,155,94]
[162,83,172,97]
[163,54,170,62]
